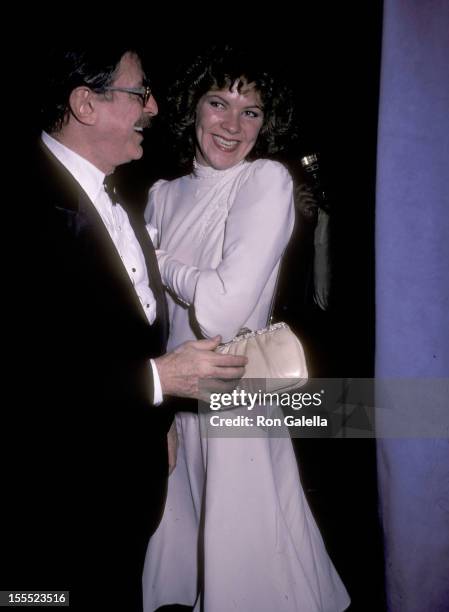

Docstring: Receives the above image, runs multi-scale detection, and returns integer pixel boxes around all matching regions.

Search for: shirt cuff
[150,359,163,405]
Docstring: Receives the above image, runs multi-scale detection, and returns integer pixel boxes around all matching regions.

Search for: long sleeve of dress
[146,179,201,306]
[151,160,295,342]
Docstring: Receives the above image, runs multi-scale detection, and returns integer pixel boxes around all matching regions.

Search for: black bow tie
[103,174,119,205]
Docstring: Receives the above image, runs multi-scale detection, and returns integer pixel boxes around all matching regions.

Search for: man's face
[195,80,264,171]
[95,52,158,173]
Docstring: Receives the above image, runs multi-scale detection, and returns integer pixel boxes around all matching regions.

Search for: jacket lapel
[129,213,169,345]
[37,142,166,333]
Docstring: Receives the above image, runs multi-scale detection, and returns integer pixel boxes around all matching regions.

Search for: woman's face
[195,80,264,170]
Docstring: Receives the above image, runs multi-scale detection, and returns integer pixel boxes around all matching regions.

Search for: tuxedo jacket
[2,141,170,602]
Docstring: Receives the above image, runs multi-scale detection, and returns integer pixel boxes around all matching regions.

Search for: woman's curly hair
[165,45,298,173]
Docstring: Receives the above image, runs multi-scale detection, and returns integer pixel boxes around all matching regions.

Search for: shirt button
[132,267,136,273]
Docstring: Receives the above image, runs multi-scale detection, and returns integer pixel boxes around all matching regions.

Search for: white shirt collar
[192,157,247,180]
[41,131,105,204]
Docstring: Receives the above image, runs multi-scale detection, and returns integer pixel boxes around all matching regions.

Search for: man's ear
[68,87,98,126]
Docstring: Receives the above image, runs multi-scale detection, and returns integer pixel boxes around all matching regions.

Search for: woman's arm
[156,161,295,341]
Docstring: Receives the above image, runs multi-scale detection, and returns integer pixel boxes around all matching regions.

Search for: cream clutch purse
[215,322,308,393]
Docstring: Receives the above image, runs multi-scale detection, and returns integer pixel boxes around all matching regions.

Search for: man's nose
[144,94,158,117]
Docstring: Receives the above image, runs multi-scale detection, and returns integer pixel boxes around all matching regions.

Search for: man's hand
[155,336,247,400]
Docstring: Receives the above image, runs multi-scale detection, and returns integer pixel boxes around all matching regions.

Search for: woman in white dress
[143,46,350,612]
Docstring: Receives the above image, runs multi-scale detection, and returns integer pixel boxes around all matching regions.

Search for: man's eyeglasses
[99,83,152,106]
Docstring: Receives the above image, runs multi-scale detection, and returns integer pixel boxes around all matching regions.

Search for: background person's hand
[294,183,318,218]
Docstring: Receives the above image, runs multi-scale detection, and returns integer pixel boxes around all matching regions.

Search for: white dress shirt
[42,132,163,404]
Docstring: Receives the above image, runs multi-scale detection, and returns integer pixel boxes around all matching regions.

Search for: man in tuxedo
[2,47,245,610]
